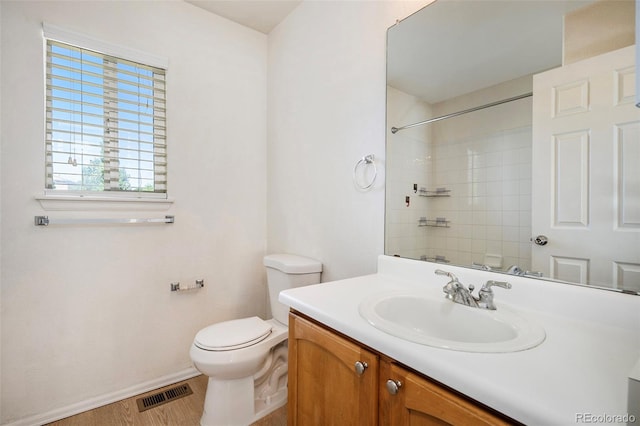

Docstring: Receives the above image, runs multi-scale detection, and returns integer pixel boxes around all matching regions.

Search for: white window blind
[45,39,167,195]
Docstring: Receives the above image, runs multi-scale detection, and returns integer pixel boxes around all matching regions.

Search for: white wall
[267,0,429,282]
[0,1,267,423]
[385,86,434,259]
[1,0,431,422]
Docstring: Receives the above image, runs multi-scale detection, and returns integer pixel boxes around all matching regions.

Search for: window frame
[42,23,169,201]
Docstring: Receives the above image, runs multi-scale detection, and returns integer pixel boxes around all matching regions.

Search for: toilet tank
[264,254,322,325]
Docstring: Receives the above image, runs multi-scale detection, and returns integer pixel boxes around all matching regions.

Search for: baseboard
[3,367,200,426]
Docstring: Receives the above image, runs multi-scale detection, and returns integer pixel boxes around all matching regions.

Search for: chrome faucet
[435,269,511,310]
[506,265,543,278]
[472,262,493,271]
[435,269,478,307]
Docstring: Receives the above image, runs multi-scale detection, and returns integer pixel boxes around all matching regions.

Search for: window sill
[35,195,175,211]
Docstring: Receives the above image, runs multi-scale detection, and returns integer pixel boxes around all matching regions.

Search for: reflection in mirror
[385,0,640,294]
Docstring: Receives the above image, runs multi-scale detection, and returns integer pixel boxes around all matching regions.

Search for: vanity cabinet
[288,312,513,426]
[288,312,379,425]
[379,360,511,426]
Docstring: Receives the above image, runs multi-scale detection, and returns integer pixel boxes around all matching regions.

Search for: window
[45,35,167,197]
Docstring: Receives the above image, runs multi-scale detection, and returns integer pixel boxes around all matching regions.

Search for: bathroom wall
[563,0,635,65]
[266,0,430,282]
[385,86,434,259]
[0,1,267,423]
[1,0,431,423]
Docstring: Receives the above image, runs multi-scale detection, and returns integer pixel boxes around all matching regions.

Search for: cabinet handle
[354,361,368,375]
[386,379,402,395]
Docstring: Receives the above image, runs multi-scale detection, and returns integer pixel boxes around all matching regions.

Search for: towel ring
[353,154,377,190]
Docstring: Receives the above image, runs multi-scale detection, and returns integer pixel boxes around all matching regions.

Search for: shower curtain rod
[390,92,533,134]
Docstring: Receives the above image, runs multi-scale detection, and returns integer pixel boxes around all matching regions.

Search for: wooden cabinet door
[380,361,511,426]
[288,313,379,426]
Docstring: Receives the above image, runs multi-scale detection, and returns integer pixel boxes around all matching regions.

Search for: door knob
[532,235,548,246]
[354,361,368,376]
[386,379,402,395]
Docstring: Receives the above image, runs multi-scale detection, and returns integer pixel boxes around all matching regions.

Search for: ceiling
[185,0,302,34]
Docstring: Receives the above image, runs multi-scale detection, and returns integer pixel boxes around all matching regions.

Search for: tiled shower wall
[386,77,534,273]
[426,124,532,270]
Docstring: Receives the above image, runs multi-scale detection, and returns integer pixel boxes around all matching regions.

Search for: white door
[531,45,640,292]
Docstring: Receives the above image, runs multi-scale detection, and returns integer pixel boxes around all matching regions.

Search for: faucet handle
[434,269,458,281]
[477,280,511,310]
[436,269,462,300]
[480,280,512,292]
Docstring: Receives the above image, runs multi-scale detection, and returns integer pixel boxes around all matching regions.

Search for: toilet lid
[194,316,273,351]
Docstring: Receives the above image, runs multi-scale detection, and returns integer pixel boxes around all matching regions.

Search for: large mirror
[385,0,640,294]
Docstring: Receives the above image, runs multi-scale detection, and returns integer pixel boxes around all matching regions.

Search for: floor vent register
[136,383,193,412]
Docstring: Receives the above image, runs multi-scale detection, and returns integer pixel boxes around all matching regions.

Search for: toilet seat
[194,316,273,351]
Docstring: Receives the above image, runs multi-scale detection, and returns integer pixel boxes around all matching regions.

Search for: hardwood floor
[45,375,287,426]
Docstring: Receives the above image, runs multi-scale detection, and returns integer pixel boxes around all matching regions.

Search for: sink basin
[359,291,545,353]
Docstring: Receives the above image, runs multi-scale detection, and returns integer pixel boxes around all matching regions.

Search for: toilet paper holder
[171,279,204,292]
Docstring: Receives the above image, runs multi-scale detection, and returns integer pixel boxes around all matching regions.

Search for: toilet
[190,254,322,426]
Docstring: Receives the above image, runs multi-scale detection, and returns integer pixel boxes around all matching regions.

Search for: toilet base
[201,376,254,426]
[199,340,289,426]
[251,386,287,424]
[253,341,288,422]
[199,378,287,426]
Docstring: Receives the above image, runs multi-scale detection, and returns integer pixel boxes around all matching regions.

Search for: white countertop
[279,255,640,426]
